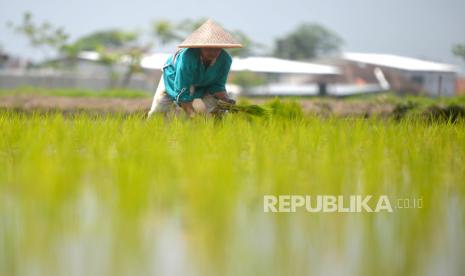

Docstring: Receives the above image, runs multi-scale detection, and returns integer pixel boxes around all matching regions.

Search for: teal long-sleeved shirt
[162,48,232,103]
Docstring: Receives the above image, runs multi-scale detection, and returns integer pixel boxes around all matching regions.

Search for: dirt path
[0,95,396,116]
[0,95,153,114]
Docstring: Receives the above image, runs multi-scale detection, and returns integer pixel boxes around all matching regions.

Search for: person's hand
[223,98,236,105]
[180,101,196,118]
[214,92,236,105]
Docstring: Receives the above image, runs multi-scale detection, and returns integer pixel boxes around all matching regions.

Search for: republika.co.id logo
[263,195,423,213]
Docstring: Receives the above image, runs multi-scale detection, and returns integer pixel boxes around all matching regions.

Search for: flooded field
[0,110,464,276]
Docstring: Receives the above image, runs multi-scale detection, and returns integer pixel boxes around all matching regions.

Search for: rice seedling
[0,108,464,276]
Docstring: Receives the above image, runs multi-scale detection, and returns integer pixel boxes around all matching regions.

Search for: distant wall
[402,71,456,97]
[0,70,162,92]
[456,78,465,95]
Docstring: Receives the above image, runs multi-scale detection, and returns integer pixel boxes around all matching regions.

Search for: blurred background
[1,0,465,98]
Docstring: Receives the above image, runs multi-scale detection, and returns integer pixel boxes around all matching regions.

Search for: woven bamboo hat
[178,19,243,48]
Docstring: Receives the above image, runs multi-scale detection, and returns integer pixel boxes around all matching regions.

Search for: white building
[340,53,458,97]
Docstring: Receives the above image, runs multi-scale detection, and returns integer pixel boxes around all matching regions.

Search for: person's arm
[208,53,235,104]
[173,50,196,113]
[180,102,196,118]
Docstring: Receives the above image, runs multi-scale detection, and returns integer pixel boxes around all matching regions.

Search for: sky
[1,0,465,72]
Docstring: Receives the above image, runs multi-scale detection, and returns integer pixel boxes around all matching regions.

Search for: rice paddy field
[1,98,465,276]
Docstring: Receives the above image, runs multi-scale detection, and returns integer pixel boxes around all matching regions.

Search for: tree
[453,44,465,63]
[152,20,182,46]
[0,44,9,67]
[229,30,265,57]
[229,71,266,88]
[273,23,343,60]
[65,29,150,88]
[7,13,150,87]
[176,18,207,34]
[70,30,139,52]
[151,18,259,56]
[70,30,151,88]
[151,18,206,47]
[6,12,70,60]
[119,46,150,88]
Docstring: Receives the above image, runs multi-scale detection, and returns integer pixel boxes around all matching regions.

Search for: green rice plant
[0,111,464,276]
[214,98,305,119]
[0,86,151,98]
[215,100,270,117]
[265,98,304,119]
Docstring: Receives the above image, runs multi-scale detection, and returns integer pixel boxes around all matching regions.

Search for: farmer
[148,19,242,118]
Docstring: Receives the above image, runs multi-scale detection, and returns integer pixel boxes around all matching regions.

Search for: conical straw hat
[178,19,243,48]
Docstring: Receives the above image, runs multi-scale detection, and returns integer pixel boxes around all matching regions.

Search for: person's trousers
[148,74,219,117]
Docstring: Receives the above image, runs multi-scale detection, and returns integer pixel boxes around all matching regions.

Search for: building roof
[342,52,457,73]
[78,51,340,75]
[77,51,100,61]
[248,83,384,97]
[140,53,172,70]
[136,53,339,75]
[230,57,340,75]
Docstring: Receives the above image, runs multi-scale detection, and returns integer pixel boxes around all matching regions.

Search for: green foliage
[229,71,266,88]
[177,18,208,33]
[152,20,182,46]
[273,23,343,60]
[215,100,270,117]
[71,30,139,52]
[1,112,464,275]
[392,101,418,121]
[215,98,304,119]
[71,30,150,88]
[151,18,207,47]
[228,30,265,57]
[423,104,465,123]
[338,93,465,106]
[6,12,69,58]
[151,18,259,56]
[7,12,148,88]
[452,43,465,62]
[265,98,304,119]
